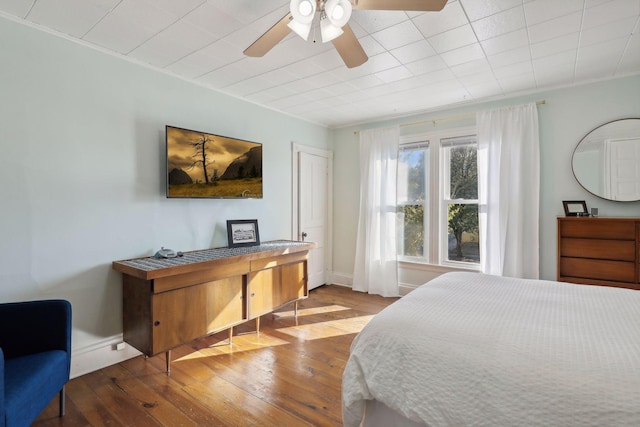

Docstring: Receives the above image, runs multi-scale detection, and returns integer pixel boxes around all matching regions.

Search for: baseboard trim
[329,271,353,287]
[71,335,141,379]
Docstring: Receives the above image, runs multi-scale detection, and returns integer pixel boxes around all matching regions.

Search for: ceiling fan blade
[244,13,293,57]
[332,25,368,68]
[352,0,447,11]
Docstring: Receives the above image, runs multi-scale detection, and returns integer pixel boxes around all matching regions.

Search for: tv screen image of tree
[166,126,262,198]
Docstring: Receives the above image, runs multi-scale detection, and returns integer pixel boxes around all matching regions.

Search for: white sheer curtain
[476,103,540,279]
[353,126,400,297]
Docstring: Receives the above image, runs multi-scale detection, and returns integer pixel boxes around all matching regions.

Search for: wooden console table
[112,240,315,372]
[557,217,640,290]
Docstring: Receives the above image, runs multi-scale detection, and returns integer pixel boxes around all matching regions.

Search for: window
[397,128,480,268]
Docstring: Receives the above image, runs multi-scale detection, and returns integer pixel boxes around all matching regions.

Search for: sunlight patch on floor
[174,334,291,361]
[276,315,375,340]
[272,304,352,319]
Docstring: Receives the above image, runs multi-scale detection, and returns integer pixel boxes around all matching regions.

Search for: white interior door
[294,146,332,290]
[605,138,640,201]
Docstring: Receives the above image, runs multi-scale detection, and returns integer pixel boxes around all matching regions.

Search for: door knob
[301,232,308,241]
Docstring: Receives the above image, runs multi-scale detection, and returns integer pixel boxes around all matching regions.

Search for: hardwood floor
[34,285,398,426]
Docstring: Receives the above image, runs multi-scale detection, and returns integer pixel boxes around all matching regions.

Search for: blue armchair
[0,300,72,427]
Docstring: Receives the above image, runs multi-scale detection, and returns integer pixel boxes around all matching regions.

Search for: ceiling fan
[244,0,448,68]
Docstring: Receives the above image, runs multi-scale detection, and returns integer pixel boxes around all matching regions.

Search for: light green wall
[332,74,640,283]
[0,17,330,352]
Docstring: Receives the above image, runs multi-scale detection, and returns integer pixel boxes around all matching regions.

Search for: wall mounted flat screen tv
[166,125,263,199]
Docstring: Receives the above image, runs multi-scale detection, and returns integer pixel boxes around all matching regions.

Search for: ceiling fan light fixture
[287,19,313,40]
[324,0,352,27]
[290,0,316,23]
[320,14,344,42]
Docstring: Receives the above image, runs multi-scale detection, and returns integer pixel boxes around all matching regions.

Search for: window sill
[399,259,481,274]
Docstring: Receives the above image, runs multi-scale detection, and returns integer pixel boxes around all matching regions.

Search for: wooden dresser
[113,240,315,371]
[557,217,640,290]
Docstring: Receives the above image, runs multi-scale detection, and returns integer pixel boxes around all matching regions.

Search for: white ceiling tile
[245,90,281,104]
[583,0,640,29]
[130,20,219,68]
[27,0,119,37]
[0,0,33,17]
[523,0,584,26]
[206,0,286,25]
[197,62,256,88]
[297,71,342,89]
[269,93,313,110]
[183,1,245,39]
[342,90,374,103]
[440,43,485,66]
[480,29,528,56]
[493,60,534,79]
[280,79,314,95]
[283,57,327,79]
[149,0,205,18]
[497,72,537,92]
[428,24,477,53]
[530,32,579,59]
[251,84,299,102]
[451,58,492,77]
[412,1,468,38]
[390,39,437,63]
[254,69,296,87]
[350,10,409,33]
[618,41,640,74]
[225,76,275,97]
[414,68,458,86]
[580,16,637,47]
[375,65,413,83]
[321,80,360,97]
[222,5,291,50]
[471,6,525,41]
[576,36,629,78]
[532,49,577,70]
[585,0,615,7]
[303,86,337,101]
[465,81,503,99]
[459,0,521,22]
[487,46,530,68]
[405,55,449,76]
[83,0,178,53]
[456,69,498,86]
[365,82,403,98]
[534,69,575,88]
[527,11,582,44]
[165,39,244,78]
[356,35,387,57]
[347,74,386,90]
[356,52,402,74]
[371,20,424,51]
[532,50,576,85]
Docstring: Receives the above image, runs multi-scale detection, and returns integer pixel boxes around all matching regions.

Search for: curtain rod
[354,100,546,134]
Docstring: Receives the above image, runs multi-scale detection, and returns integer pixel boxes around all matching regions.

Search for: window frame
[398,126,480,271]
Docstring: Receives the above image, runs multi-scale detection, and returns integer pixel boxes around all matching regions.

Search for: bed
[342,272,640,427]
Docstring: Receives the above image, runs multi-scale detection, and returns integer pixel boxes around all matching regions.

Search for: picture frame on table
[562,200,589,216]
[226,219,260,248]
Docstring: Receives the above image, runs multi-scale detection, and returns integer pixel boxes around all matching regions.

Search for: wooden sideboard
[112,240,315,372]
[557,217,640,290]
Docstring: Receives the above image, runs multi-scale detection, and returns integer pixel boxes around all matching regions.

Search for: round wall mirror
[572,118,640,202]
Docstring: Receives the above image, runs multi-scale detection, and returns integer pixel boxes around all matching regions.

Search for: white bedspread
[342,272,640,426]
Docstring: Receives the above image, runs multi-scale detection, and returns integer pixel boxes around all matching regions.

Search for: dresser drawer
[560,220,635,240]
[560,257,636,283]
[560,238,636,261]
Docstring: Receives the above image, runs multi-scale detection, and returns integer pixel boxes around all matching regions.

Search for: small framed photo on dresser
[226,219,260,248]
[562,200,589,216]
